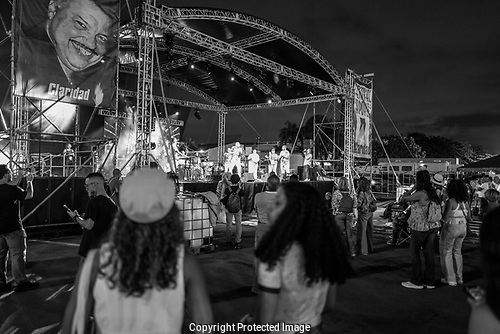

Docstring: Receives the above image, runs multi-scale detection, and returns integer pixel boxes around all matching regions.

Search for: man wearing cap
[431,173,446,206]
[67,172,117,258]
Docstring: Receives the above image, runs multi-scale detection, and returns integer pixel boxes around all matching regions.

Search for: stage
[21,177,335,235]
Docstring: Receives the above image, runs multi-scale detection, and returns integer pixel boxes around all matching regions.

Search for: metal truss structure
[343,70,355,181]
[134,2,156,168]
[217,111,227,166]
[171,45,281,101]
[118,89,221,111]
[160,7,344,86]
[121,64,223,107]
[148,4,344,95]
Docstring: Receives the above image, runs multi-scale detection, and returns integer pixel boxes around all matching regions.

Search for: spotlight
[190,64,195,69]
[194,108,201,120]
[337,98,341,103]
[267,99,272,104]
[175,112,179,116]
[230,76,235,81]
[249,87,253,92]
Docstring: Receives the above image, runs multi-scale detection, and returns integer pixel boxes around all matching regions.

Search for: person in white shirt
[279,145,290,178]
[247,149,260,180]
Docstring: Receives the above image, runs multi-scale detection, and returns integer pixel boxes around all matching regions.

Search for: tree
[372,134,425,164]
[278,121,303,150]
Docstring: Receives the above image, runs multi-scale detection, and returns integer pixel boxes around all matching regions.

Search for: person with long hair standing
[332,177,357,256]
[252,182,350,332]
[440,179,471,286]
[356,177,375,256]
[468,207,500,333]
[399,170,442,289]
[62,169,212,333]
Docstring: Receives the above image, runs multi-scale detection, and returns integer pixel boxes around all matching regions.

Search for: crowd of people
[0,163,499,333]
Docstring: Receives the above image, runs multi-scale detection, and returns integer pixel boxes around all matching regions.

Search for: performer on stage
[303,148,313,181]
[63,143,75,176]
[279,145,290,178]
[224,147,233,173]
[266,148,279,174]
[247,149,260,180]
[228,142,243,176]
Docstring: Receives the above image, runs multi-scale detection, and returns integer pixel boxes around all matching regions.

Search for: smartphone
[463,285,484,302]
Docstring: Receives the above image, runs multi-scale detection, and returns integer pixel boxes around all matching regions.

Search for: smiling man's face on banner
[47,0,113,73]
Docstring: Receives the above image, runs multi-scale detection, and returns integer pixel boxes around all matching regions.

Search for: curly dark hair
[480,207,500,320]
[446,179,468,203]
[101,206,185,297]
[357,177,371,193]
[415,170,440,203]
[255,182,350,285]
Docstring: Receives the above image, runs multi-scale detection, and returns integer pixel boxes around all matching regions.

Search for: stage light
[249,87,253,92]
[267,99,272,104]
[231,76,235,81]
[190,64,195,69]
[337,98,341,103]
[194,108,201,120]
[175,112,179,116]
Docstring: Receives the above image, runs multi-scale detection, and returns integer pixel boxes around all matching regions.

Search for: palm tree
[278,121,303,150]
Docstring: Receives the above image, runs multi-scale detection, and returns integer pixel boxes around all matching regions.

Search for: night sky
[1,0,499,153]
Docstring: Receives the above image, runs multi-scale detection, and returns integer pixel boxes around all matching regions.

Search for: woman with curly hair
[250,182,350,332]
[399,169,442,290]
[439,179,471,286]
[62,169,212,334]
[468,207,500,333]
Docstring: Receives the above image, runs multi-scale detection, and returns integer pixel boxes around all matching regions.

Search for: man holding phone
[66,172,117,258]
[0,165,38,292]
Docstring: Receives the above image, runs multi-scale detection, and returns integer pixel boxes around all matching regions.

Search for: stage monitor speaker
[242,173,254,182]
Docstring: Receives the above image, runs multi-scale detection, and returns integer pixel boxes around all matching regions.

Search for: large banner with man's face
[352,78,373,159]
[14,0,119,109]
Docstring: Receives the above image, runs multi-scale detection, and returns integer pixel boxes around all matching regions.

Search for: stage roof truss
[166,32,279,70]
[226,93,342,111]
[118,88,225,111]
[160,6,345,87]
[171,45,281,101]
[143,4,343,95]
[120,63,224,107]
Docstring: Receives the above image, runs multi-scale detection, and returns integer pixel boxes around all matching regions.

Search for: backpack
[339,192,354,213]
[427,201,442,224]
[226,190,241,213]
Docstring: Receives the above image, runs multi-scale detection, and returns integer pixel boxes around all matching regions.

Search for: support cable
[236,111,274,149]
[290,103,309,154]
[374,90,414,158]
[372,122,400,185]
[154,36,177,173]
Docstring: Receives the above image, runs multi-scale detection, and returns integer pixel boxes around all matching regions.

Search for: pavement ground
[0,206,482,334]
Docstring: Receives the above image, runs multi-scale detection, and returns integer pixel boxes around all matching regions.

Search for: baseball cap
[119,168,176,223]
[431,173,444,187]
